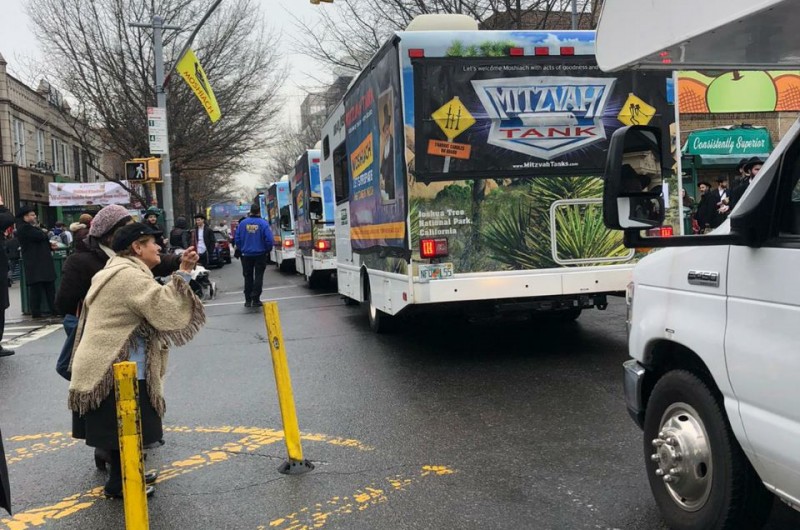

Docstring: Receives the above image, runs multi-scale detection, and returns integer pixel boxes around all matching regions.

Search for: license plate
[418,263,454,283]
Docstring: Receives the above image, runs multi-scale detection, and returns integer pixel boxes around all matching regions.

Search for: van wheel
[365,282,395,333]
[643,370,772,530]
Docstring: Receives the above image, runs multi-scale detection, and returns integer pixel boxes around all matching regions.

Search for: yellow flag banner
[176,49,221,123]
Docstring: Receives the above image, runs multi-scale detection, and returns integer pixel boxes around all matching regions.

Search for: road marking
[0,426,373,529]
[216,285,298,297]
[5,434,79,465]
[205,293,337,307]
[2,324,61,348]
[261,466,456,530]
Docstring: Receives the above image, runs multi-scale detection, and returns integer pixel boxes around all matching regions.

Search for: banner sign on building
[413,56,672,181]
[48,182,130,207]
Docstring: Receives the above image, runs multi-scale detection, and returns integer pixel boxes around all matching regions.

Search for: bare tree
[295,0,600,73]
[263,122,321,185]
[27,0,285,217]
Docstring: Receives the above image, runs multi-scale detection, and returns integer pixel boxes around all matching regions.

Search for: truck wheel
[308,272,325,289]
[278,261,293,273]
[643,370,772,530]
[365,282,395,333]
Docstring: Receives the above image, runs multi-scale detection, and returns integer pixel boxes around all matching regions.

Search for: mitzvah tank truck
[321,14,675,332]
[265,177,296,272]
[290,149,337,288]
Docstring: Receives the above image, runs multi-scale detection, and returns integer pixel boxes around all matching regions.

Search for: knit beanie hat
[88,204,131,238]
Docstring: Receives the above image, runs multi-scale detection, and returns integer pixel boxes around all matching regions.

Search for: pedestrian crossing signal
[126,157,162,182]
[125,159,149,182]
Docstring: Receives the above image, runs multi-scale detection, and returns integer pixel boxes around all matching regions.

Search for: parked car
[213,230,231,264]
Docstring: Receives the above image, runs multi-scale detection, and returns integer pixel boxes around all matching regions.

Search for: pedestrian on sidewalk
[15,207,57,319]
[68,223,206,499]
[0,195,17,357]
[234,203,273,307]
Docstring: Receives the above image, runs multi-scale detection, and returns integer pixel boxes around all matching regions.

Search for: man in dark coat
[16,207,57,319]
[0,195,16,357]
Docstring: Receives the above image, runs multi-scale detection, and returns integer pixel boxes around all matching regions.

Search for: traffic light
[125,159,149,182]
[147,158,162,182]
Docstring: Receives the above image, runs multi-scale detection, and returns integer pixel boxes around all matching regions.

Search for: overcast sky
[0,0,330,188]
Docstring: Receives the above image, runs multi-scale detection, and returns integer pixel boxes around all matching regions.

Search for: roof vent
[406,14,479,31]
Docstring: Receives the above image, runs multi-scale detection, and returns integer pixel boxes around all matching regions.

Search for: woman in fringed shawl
[68,223,206,498]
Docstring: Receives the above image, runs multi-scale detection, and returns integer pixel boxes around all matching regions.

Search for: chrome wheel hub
[650,402,713,511]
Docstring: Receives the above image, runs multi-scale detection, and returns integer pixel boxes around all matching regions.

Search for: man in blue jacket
[235,203,274,307]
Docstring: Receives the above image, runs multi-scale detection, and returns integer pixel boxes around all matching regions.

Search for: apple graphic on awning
[706,71,777,112]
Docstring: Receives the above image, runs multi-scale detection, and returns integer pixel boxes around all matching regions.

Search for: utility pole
[130,16,180,232]
[131,0,222,233]
[571,0,578,30]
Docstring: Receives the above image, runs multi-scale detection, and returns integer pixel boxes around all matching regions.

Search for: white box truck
[264,178,296,272]
[320,15,676,332]
[598,0,800,528]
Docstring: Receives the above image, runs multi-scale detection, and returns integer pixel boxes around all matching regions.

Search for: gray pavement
[1,262,799,529]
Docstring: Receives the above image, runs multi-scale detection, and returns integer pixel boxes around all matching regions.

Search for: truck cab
[598,1,800,527]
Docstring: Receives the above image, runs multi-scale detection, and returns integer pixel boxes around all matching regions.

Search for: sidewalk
[7,281,25,324]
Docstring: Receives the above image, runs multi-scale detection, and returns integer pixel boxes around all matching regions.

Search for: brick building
[0,52,106,225]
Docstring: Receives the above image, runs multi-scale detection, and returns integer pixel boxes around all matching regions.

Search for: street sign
[147,107,169,154]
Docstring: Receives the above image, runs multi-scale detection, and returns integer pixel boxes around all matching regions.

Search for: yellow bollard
[261,301,314,475]
[113,361,149,528]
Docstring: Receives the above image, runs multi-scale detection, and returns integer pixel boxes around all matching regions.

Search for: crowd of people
[686,156,764,234]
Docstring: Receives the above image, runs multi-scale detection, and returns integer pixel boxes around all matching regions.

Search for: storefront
[681,125,773,198]
[17,167,57,226]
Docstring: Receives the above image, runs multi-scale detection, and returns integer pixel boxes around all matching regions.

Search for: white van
[598,0,800,528]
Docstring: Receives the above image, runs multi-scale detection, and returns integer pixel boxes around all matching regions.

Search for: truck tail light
[420,238,448,259]
[315,240,332,252]
[509,47,524,56]
[647,226,674,237]
[283,239,294,248]
[408,48,425,58]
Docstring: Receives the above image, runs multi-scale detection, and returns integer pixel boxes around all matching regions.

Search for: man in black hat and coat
[16,206,57,319]
[730,156,764,209]
[0,195,16,357]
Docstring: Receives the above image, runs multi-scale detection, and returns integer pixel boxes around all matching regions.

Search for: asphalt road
[1,262,799,530]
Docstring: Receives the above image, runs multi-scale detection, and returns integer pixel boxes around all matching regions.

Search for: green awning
[683,127,772,167]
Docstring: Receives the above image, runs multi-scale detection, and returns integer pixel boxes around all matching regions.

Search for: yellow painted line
[3,426,372,469]
[163,425,374,452]
[0,427,373,529]
[5,435,79,465]
[259,466,455,530]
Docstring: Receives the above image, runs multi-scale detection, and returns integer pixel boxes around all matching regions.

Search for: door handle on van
[687,270,720,287]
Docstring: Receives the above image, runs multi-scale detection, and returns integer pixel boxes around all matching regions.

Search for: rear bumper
[412,265,633,304]
[623,359,647,429]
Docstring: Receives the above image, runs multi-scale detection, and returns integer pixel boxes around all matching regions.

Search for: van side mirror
[603,125,666,230]
[309,197,323,220]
